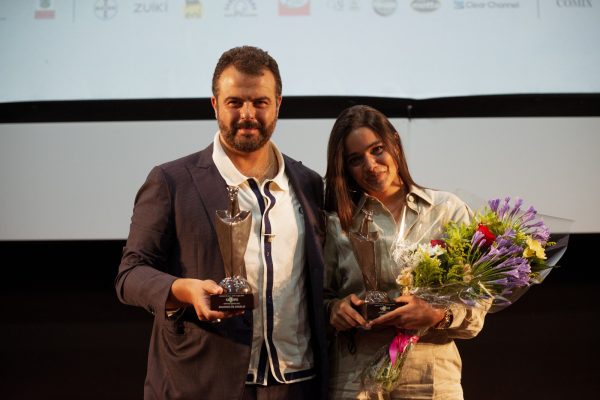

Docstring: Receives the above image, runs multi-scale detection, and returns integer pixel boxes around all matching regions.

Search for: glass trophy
[210,186,255,311]
[349,207,401,320]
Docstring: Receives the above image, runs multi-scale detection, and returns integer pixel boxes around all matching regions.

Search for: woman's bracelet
[434,307,454,329]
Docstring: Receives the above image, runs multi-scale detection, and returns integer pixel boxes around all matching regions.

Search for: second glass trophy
[349,207,401,320]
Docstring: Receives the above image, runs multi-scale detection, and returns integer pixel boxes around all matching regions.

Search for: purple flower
[505,244,525,257]
[532,225,550,244]
[506,259,531,287]
[471,230,486,248]
[488,199,500,212]
[524,220,550,244]
[472,246,502,268]
[491,257,522,271]
[498,197,511,219]
[495,230,516,248]
[525,221,545,229]
[508,198,524,219]
[487,278,509,286]
[519,206,537,224]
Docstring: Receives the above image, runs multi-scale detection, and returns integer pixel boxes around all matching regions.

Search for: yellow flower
[523,236,546,260]
[462,264,473,283]
[396,270,414,289]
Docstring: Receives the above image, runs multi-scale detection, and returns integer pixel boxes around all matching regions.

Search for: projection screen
[1,0,599,240]
[1,0,599,102]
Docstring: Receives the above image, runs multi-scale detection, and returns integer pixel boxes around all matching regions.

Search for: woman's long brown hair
[324,105,420,232]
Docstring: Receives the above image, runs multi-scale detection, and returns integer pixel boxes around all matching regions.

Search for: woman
[324,105,487,399]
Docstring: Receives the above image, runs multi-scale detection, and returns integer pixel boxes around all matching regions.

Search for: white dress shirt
[212,132,314,385]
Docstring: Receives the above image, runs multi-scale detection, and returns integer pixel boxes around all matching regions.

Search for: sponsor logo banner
[279,0,310,16]
[184,0,202,18]
[35,0,55,19]
[95,0,118,20]
[411,0,442,12]
[373,0,398,16]
[225,0,257,17]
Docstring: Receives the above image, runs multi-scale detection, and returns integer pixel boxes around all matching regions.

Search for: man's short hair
[212,46,282,98]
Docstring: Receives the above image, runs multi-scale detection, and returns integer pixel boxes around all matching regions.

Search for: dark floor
[1,235,598,399]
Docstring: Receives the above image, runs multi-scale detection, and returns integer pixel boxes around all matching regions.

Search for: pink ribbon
[389,330,420,366]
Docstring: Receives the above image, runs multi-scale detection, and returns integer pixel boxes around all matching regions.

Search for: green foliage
[413,253,443,287]
[446,264,465,284]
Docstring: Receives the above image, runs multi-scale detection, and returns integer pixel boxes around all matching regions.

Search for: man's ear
[276,96,282,116]
[211,96,218,118]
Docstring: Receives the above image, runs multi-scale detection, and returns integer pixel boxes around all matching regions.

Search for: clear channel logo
[454,1,520,10]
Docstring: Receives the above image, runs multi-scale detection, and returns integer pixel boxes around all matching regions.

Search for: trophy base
[355,301,405,320]
[210,293,254,311]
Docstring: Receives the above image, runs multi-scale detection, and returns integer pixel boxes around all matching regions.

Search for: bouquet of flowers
[360,197,568,395]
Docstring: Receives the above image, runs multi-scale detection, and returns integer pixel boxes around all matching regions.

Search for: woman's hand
[329,294,367,331]
[367,295,445,330]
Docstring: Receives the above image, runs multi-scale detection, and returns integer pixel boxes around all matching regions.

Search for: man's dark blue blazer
[116,143,328,400]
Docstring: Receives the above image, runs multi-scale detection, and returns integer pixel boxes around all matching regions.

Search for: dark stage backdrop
[0,233,598,399]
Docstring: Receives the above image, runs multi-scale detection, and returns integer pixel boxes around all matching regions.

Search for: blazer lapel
[187,144,229,232]
[284,156,324,248]
[284,157,311,222]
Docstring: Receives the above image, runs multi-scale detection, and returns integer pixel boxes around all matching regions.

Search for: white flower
[392,241,418,268]
[418,243,446,257]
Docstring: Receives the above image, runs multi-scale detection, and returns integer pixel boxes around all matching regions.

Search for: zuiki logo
[411,0,441,12]
[225,0,257,17]
[373,0,397,16]
[95,0,118,20]
[134,1,168,13]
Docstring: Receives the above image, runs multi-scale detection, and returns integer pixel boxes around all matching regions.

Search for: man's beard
[219,118,277,152]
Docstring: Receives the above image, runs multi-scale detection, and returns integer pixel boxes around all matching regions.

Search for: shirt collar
[353,185,433,218]
[407,185,433,206]
[211,131,289,191]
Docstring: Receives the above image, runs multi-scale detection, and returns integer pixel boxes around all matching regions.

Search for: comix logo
[556,0,593,7]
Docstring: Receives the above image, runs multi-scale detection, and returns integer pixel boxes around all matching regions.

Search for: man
[115,46,328,400]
